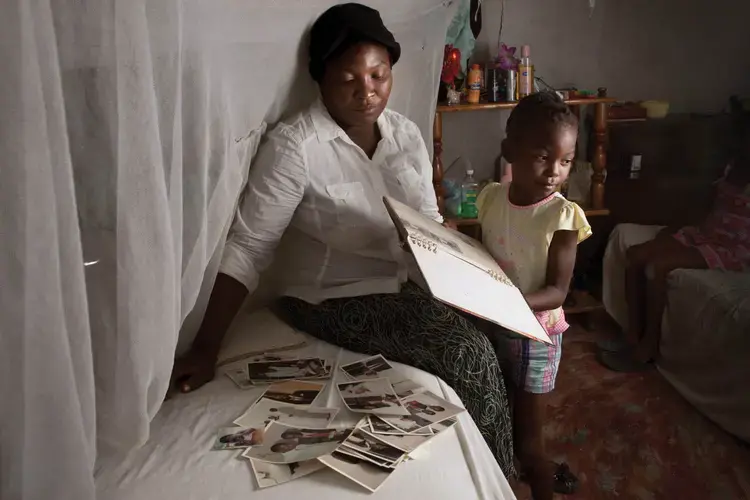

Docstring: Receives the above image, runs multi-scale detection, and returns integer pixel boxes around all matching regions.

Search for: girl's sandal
[518,462,579,495]
[553,462,578,495]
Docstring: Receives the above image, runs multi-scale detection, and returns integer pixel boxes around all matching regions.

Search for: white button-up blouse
[219,99,442,304]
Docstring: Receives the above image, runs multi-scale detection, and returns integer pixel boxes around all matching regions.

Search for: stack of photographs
[315,354,467,492]
[218,354,466,493]
[377,390,464,434]
[226,354,332,389]
[367,415,458,453]
[318,414,459,493]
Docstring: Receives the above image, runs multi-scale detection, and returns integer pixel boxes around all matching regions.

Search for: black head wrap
[308,3,401,82]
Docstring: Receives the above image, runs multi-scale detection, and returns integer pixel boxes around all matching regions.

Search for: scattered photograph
[364,426,433,453]
[367,417,457,453]
[337,378,409,416]
[430,417,458,435]
[338,428,405,465]
[212,426,264,450]
[261,380,325,406]
[368,416,432,436]
[338,445,400,469]
[248,458,324,489]
[241,422,353,464]
[380,391,464,433]
[377,413,431,434]
[225,366,254,389]
[339,355,424,399]
[234,397,338,429]
[247,358,328,382]
[319,450,396,493]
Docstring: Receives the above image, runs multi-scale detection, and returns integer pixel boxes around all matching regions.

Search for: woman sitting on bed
[171,3,515,477]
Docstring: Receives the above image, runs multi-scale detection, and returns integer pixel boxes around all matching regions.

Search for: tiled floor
[510,315,750,500]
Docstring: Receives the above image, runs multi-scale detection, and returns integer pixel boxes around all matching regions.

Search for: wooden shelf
[607,117,647,123]
[446,206,610,227]
[437,97,617,114]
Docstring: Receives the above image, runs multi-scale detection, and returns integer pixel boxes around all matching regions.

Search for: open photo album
[383,196,551,344]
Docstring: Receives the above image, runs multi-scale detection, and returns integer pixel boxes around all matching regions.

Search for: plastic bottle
[467,64,482,104]
[460,169,479,219]
[518,45,534,98]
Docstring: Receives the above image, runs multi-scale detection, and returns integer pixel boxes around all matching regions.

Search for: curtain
[0,1,453,499]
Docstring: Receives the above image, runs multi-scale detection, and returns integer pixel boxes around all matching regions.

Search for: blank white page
[411,244,551,344]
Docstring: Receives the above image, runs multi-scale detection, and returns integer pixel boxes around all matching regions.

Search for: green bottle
[460,169,479,219]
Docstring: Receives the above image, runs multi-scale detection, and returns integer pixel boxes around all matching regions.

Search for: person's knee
[625,243,651,268]
[647,259,678,282]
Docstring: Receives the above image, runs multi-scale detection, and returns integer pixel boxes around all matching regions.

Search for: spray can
[505,69,517,102]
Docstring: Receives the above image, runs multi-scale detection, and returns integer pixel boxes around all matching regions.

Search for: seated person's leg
[636,239,707,362]
[601,235,707,371]
[623,230,676,344]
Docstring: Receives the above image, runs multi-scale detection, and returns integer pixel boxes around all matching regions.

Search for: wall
[442,0,750,183]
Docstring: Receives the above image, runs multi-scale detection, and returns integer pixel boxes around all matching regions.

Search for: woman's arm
[524,230,579,312]
[170,133,307,393]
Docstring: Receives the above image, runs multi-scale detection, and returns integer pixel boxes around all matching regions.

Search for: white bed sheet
[95,328,515,500]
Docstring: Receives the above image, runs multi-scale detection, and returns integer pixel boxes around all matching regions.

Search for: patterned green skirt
[276,281,515,477]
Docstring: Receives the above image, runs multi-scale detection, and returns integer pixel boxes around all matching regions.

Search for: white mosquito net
[0,1,454,498]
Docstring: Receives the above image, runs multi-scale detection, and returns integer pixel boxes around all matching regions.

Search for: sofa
[600,113,750,443]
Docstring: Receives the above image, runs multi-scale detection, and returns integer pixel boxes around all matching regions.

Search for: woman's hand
[169,348,217,395]
[443,219,458,231]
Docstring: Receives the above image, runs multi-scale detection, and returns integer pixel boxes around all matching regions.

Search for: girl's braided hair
[505,91,578,142]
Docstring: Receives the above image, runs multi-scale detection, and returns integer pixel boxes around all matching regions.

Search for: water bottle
[460,169,479,219]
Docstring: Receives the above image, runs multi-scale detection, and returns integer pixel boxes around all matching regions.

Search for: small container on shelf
[460,169,479,218]
[467,64,482,104]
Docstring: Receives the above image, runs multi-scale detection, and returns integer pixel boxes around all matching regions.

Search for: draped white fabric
[0,1,453,499]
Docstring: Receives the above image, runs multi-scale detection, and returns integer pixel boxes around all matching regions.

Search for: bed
[95,308,517,500]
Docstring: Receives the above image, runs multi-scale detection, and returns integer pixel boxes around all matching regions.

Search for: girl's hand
[443,219,458,230]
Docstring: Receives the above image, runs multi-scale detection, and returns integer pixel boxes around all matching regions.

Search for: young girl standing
[477,92,591,499]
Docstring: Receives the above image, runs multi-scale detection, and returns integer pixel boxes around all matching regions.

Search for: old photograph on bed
[379,391,464,433]
[234,397,338,429]
[247,358,328,382]
[319,450,397,493]
[212,426,264,450]
[337,427,406,467]
[241,422,353,464]
[339,354,424,399]
[337,378,409,416]
[248,458,324,489]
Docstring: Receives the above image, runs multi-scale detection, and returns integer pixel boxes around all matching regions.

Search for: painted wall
[442,0,750,182]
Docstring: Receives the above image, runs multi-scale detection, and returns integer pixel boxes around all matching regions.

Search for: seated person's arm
[171,134,307,392]
[524,230,578,312]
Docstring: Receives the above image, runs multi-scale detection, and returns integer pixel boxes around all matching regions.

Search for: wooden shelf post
[591,101,607,210]
[432,111,445,213]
